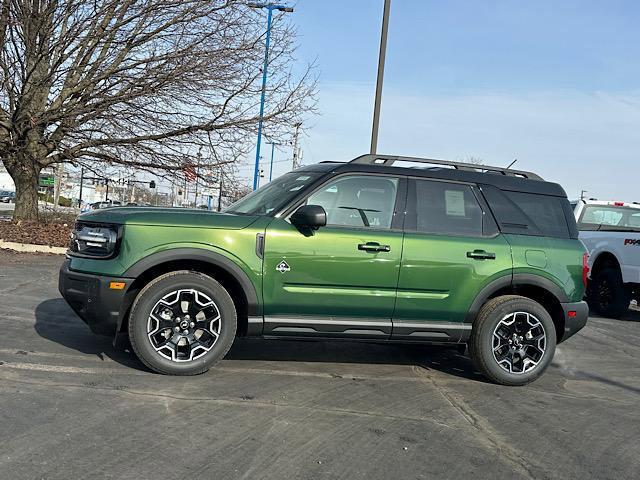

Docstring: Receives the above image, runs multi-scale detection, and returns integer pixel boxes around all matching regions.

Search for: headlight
[69,222,121,258]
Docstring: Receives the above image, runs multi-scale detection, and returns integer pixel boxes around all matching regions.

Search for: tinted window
[506,192,570,238]
[412,180,483,236]
[481,184,571,238]
[305,175,398,229]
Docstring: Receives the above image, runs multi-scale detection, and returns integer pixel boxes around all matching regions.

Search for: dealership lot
[0,251,638,480]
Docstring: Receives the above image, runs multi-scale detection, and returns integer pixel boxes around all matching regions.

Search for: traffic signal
[149,180,156,189]
[259,168,265,178]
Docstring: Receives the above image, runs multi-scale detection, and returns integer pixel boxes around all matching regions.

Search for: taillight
[614,201,625,206]
[582,252,589,288]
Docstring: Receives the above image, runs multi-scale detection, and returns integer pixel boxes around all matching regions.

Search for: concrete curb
[0,240,67,255]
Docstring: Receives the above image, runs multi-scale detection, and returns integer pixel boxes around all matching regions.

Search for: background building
[0,165,14,191]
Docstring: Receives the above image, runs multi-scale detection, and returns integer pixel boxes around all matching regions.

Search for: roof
[299,154,567,197]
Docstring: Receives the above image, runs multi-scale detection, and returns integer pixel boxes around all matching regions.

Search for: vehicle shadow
[34,298,485,381]
[34,298,144,370]
[620,307,640,322]
[226,338,487,382]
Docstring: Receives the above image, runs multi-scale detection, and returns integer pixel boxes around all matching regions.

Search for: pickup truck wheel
[588,268,630,319]
[128,271,237,375]
[469,295,556,386]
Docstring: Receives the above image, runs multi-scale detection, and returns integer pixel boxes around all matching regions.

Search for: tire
[128,270,237,375]
[469,295,556,386]
[588,268,630,319]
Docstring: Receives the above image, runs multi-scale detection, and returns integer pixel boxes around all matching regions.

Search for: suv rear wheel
[128,271,237,375]
[469,295,556,386]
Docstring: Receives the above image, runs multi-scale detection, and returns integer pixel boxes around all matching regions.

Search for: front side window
[412,180,483,236]
[305,175,399,229]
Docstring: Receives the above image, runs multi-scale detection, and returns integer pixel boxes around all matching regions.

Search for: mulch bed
[0,220,73,248]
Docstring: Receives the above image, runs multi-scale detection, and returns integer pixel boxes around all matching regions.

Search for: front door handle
[358,242,391,253]
[467,249,496,260]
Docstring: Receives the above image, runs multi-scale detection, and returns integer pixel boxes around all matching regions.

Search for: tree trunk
[5,157,41,221]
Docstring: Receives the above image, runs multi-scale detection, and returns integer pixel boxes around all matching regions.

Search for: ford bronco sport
[59,154,588,385]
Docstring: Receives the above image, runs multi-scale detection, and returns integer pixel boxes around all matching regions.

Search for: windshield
[225,172,322,215]
[578,205,640,231]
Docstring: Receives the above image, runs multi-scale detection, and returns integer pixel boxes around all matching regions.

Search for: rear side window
[410,179,484,237]
[481,184,573,238]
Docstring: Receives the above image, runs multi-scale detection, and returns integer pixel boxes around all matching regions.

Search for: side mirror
[291,204,327,230]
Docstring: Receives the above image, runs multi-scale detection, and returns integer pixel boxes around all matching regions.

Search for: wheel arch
[590,251,621,278]
[118,248,261,338]
[467,274,569,342]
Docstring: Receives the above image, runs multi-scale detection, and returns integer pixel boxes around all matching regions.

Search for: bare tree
[0,0,315,220]
[465,156,484,165]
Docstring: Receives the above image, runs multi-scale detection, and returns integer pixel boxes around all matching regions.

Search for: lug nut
[189,322,195,328]
[182,330,189,335]
[174,326,180,332]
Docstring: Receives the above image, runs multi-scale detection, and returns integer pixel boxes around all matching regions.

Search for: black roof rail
[349,154,543,180]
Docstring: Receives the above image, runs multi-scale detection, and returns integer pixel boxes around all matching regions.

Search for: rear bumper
[58,259,133,336]
[559,300,589,343]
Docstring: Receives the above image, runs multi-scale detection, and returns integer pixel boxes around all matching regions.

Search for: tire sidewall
[474,297,557,385]
[129,272,237,374]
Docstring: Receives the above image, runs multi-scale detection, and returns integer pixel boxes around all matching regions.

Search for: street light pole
[249,2,294,191]
[267,141,281,181]
[370,0,391,155]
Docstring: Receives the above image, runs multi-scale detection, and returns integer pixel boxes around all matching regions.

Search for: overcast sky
[244,0,640,202]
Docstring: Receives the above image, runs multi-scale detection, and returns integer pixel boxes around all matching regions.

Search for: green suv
[59,154,588,385]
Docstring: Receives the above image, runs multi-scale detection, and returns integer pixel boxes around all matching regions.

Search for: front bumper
[58,259,133,336]
[559,300,589,343]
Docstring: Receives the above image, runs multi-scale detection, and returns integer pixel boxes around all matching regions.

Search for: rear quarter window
[481,185,575,239]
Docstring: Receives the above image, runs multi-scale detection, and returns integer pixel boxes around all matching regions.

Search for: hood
[78,207,260,230]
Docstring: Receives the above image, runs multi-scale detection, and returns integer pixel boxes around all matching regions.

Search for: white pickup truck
[572,199,640,318]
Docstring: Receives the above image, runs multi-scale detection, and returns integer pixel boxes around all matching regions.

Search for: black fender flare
[123,247,260,316]
[465,273,568,324]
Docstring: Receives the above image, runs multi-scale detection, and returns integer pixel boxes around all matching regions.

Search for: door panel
[394,234,512,336]
[392,178,513,341]
[263,218,403,334]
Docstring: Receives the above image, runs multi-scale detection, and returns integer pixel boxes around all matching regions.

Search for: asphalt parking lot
[0,251,638,480]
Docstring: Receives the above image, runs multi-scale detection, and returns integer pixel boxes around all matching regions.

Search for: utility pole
[53,163,64,211]
[249,2,294,191]
[218,175,224,212]
[78,167,84,209]
[194,150,202,207]
[370,0,391,154]
[291,121,302,170]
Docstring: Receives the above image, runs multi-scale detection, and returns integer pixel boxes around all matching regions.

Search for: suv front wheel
[128,271,237,375]
[469,295,556,386]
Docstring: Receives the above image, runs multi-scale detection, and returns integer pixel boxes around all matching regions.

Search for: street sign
[39,175,54,187]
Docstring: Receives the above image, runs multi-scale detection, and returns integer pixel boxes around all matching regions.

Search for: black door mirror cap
[291,204,327,230]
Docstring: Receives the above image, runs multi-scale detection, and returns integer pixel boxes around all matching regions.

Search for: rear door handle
[358,242,391,253]
[467,249,496,260]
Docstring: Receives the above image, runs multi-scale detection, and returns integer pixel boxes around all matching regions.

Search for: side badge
[276,260,291,273]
